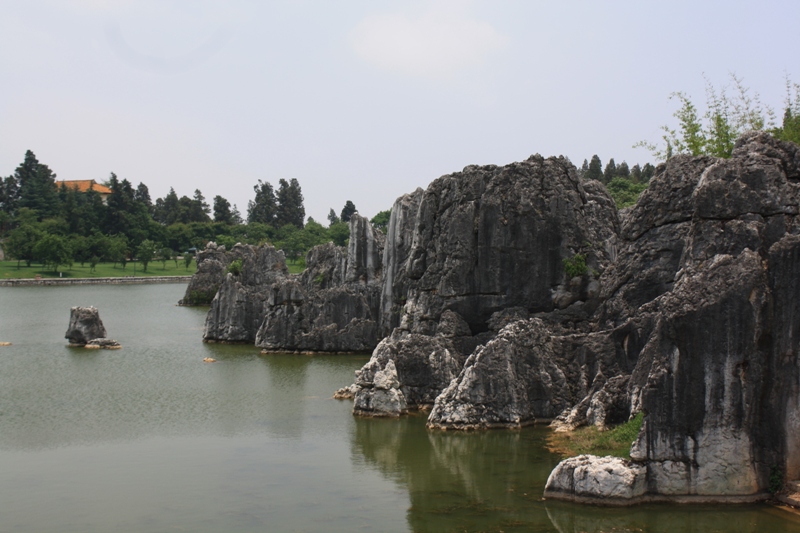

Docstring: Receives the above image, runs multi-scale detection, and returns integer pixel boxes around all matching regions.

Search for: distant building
[56,180,113,205]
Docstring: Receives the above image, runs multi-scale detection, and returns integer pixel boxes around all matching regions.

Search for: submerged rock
[65,306,107,345]
[85,338,121,349]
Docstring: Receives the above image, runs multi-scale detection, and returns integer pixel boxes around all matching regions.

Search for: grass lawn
[286,260,305,275]
[0,260,197,279]
[546,412,644,459]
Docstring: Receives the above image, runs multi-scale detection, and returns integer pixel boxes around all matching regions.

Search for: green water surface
[0,284,797,532]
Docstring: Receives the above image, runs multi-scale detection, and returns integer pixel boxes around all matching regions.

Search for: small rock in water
[333,384,357,400]
[203,357,217,363]
[65,306,107,346]
[85,338,122,350]
[0,342,11,346]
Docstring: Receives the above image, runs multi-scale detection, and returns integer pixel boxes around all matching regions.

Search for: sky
[1,0,798,223]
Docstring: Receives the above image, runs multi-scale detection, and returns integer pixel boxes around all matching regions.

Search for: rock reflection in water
[352,415,561,532]
[351,415,800,533]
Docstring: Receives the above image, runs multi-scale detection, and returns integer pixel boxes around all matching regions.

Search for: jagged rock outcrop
[65,306,107,345]
[180,242,235,305]
[255,214,386,352]
[399,155,619,335]
[200,214,387,352]
[190,131,800,502]
[202,243,290,343]
[352,310,472,415]
[541,132,800,503]
[351,155,620,416]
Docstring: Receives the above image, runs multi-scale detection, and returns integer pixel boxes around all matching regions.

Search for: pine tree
[247,180,277,225]
[603,158,617,184]
[630,164,642,184]
[16,150,59,220]
[213,195,233,224]
[586,155,603,182]
[617,161,630,179]
[327,208,339,227]
[275,178,305,228]
[578,159,589,180]
[340,200,357,223]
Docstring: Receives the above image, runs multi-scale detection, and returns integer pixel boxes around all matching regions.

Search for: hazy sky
[1,1,798,222]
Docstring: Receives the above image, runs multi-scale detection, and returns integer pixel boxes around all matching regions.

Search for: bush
[227,258,243,276]
[563,253,587,278]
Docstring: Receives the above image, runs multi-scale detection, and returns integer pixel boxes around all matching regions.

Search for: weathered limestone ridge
[187,131,800,502]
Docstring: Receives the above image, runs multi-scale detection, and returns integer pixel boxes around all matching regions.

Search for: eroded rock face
[400,155,619,335]
[65,306,107,345]
[544,455,646,502]
[254,214,386,352]
[352,312,470,416]
[180,242,234,305]
[543,133,800,502]
[202,244,290,343]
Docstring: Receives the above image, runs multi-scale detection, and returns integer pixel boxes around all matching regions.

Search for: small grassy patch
[0,260,196,279]
[547,412,644,459]
[286,259,305,274]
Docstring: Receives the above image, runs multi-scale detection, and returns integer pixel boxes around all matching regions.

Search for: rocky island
[186,132,800,504]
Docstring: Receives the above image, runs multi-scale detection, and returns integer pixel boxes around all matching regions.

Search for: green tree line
[0,151,390,273]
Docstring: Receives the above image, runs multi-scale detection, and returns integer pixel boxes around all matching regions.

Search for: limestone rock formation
[254,214,386,352]
[65,306,107,345]
[544,455,646,503]
[202,243,290,343]
[351,155,620,418]
[352,311,470,416]
[543,132,800,502]
[352,359,408,417]
[180,242,235,305]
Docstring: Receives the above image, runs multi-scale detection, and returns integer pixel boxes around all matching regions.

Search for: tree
[247,180,276,225]
[158,247,172,270]
[184,252,194,270]
[617,161,630,179]
[606,177,648,209]
[275,178,305,228]
[585,155,603,182]
[15,150,59,220]
[577,159,589,180]
[327,208,339,227]
[641,163,656,183]
[370,209,391,232]
[1,175,19,216]
[340,200,357,223]
[136,239,157,272]
[213,195,233,224]
[135,182,153,215]
[5,223,43,268]
[630,164,642,184]
[329,221,349,246]
[34,233,72,273]
[154,188,181,225]
[603,158,617,184]
[635,74,800,161]
[189,189,211,223]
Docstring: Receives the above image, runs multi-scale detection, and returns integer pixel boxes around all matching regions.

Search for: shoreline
[0,276,191,287]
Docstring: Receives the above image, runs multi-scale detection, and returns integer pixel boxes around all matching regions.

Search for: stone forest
[183,132,800,505]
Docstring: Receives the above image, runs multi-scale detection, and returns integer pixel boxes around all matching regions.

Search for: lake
[0,284,798,532]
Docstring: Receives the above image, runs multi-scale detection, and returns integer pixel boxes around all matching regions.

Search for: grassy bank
[547,412,644,459]
[0,260,197,279]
